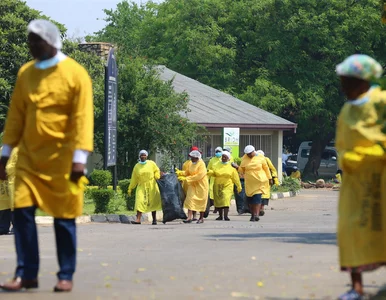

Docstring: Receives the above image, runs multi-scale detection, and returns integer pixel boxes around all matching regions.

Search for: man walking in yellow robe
[0,20,93,293]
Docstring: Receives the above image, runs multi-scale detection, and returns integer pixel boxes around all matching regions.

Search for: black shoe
[215,216,223,221]
[196,219,204,224]
[192,218,198,221]
[255,216,260,222]
[183,219,192,224]
[224,217,230,221]
[259,211,265,216]
[249,216,255,222]
[152,220,157,225]
[131,221,141,224]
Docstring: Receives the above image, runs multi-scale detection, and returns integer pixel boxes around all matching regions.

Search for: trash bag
[0,209,11,235]
[157,174,187,223]
[204,196,210,218]
[234,178,250,214]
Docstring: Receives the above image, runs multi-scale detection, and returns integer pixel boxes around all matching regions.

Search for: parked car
[297,141,340,177]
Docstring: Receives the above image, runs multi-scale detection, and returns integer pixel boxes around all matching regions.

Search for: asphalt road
[0,189,385,300]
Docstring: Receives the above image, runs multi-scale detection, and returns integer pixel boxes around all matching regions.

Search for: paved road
[0,189,385,300]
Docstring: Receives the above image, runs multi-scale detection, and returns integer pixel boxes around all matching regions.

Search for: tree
[0,0,66,131]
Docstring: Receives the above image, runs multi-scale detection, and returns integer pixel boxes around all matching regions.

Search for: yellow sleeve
[5,148,18,178]
[232,169,242,192]
[262,160,272,179]
[72,66,94,151]
[186,162,207,183]
[128,164,139,190]
[207,158,214,170]
[153,161,161,180]
[266,157,277,178]
[3,70,27,147]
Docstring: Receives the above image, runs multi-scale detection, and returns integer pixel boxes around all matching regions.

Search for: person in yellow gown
[223,146,235,163]
[0,20,93,293]
[209,151,241,221]
[335,54,386,300]
[128,150,162,225]
[256,150,278,216]
[207,146,222,213]
[177,150,208,224]
[235,145,272,222]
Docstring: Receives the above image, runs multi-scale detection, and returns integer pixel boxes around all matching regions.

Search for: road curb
[35,191,297,225]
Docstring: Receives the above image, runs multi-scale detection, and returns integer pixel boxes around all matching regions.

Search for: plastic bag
[204,196,210,218]
[157,174,187,223]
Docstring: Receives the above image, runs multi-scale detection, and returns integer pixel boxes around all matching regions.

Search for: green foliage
[106,192,127,214]
[118,179,135,210]
[273,177,301,193]
[91,188,114,213]
[0,0,66,131]
[90,170,112,188]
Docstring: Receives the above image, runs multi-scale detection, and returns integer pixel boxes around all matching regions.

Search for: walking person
[207,146,222,213]
[0,20,94,292]
[209,151,241,221]
[128,150,162,225]
[234,145,272,222]
[176,150,208,224]
[335,54,386,300]
[256,150,278,216]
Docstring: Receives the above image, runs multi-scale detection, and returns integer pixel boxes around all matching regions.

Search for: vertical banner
[223,128,240,158]
[104,48,117,168]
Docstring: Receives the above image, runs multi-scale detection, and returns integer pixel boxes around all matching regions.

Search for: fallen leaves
[256,281,264,287]
[136,268,146,273]
[101,263,109,267]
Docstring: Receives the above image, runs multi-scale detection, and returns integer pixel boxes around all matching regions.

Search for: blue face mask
[215,152,222,158]
[35,55,60,70]
[139,160,147,165]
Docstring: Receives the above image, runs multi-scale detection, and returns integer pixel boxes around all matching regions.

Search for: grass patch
[35,195,135,216]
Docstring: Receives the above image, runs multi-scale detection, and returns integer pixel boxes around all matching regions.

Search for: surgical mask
[192,162,197,165]
[35,51,66,70]
[221,161,229,165]
[215,152,222,158]
[139,160,147,165]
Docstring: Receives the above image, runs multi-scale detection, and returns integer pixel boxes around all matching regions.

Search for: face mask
[192,162,197,165]
[215,152,222,158]
[139,160,147,165]
[221,161,229,165]
[35,55,60,69]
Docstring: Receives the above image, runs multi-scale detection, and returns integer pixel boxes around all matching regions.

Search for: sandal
[338,289,363,300]
[196,219,204,224]
[259,211,265,216]
[131,221,141,225]
[183,219,192,224]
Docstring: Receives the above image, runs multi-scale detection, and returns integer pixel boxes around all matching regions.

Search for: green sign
[223,128,240,158]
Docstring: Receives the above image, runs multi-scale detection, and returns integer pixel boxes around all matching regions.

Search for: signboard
[223,128,240,158]
[104,48,118,167]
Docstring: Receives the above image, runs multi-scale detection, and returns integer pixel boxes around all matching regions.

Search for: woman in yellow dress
[128,150,162,225]
[235,145,272,222]
[209,151,241,221]
[335,54,386,300]
[207,146,222,213]
[177,150,208,224]
[256,150,278,216]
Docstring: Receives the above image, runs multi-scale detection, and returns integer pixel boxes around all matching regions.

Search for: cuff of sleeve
[73,150,89,164]
[1,145,13,158]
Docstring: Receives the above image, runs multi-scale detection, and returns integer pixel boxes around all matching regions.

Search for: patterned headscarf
[336,54,383,81]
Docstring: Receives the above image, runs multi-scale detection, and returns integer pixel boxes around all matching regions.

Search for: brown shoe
[0,277,38,291]
[54,280,73,292]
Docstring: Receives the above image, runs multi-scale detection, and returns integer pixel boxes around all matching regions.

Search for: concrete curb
[35,191,297,225]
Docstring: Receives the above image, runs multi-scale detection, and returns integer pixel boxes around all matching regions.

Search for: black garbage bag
[204,196,211,218]
[157,174,187,223]
[234,178,250,214]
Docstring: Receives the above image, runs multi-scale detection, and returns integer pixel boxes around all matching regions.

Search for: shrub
[92,189,114,213]
[90,170,112,188]
[280,176,301,193]
[118,179,135,210]
[107,193,127,214]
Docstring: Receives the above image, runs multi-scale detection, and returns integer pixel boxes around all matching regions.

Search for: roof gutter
[198,123,297,132]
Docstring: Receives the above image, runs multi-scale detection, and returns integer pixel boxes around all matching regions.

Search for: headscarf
[336,54,383,81]
[222,151,231,160]
[189,150,202,159]
[256,150,265,156]
[244,145,255,154]
[27,19,62,50]
[215,146,223,152]
[139,150,148,157]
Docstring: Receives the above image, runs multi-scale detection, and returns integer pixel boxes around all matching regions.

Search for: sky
[24,0,162,38]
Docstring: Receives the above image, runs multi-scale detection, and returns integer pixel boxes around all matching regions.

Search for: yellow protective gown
[128,160,162,213]
[212,162,242,207]
[207,156,221,199]
[336,86,386,270]
[181,159,192,195]
[261,156,278,199]
[239,154,272,197]
[2,58,94,218]
[182,159,208,212]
